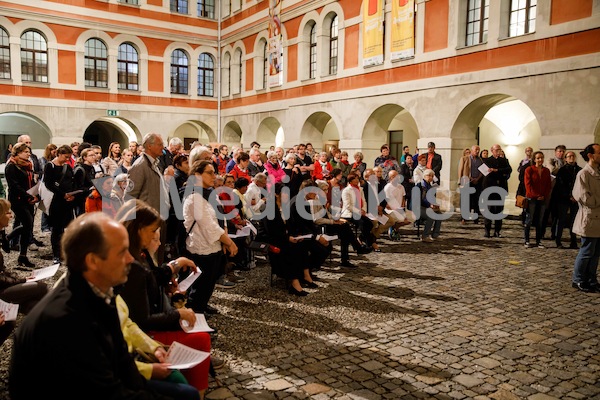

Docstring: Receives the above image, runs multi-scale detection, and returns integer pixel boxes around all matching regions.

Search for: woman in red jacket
[524,151,552,248]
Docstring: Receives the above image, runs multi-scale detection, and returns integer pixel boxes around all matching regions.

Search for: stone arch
[594,118,600,146]
[83,117,140,156]
[0,111,52,156]
[451,94,541,195]
[300,112,341,153]
[362,104,419,162]
[223,121,242,148]
[255,117,281,149]
[173,120,216,149]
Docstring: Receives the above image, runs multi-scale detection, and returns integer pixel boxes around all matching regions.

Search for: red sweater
[524,165,552,199]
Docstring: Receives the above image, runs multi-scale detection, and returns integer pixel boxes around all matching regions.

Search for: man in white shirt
[383,170,412,239]
[244,173,267,219]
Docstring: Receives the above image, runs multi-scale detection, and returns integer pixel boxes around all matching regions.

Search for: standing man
[400,146,411,164]
[482,144,512,238]
[295,143,314,179]
[571,144,600,292]
[128,133,172,263]
[458,145,483,223]
[247,148,265,177]
[9,212,172,400]
[158,137,183,173]
[543,144,567,239]
[214,144,230,176]
[425,142,443,182]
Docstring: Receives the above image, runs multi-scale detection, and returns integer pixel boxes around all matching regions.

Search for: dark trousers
[49,201,74,258]
[524,199,545,244]
[555,201,578,246]
[11,204,33,256]
[484,204,504,235]
[323,223,361,262]
[350,216,375,246]
[469,182,482,217]
[187,251,223,313]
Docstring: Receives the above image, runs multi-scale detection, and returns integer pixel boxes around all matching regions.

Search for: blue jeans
[421,207,441,238]
[572,236,600,284]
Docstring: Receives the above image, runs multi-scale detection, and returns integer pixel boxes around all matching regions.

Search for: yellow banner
[391,0,415,60]
[362,0,384,67]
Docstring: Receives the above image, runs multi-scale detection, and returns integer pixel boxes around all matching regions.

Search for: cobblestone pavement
[203,216,600,400]
[1,214,599,400]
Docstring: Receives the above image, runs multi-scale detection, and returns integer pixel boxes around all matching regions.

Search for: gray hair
[249,148,261,156]
[189,145,211,166]
[142,132,162,147]
[168,137,183,148]
[113,173,128,189]
[267,150,277,159]
[285,153,297,163]
[253,172,267,182]
[424,168,435,177]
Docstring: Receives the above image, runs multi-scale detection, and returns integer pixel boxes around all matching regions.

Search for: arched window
[118,43,139,91]
[309,23,317,79]
[170,49,188,94]
[198,0,215,19]
[0,28,9,79]
[198,53,214,97]
[85,38,108,88]
[21,30,47,83]
[235,48,243,94]
[329,16,338,75]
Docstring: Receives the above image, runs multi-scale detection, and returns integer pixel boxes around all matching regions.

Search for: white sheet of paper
[66,189,84,197]
[177,270,202,293]
[377,215,389,225]
[27,180,41,197]
[366,213,378,221]
[180,313,215,333]
[246,222,257,235]
[293,234,313,240]
[322,234,338,241]
[0,299,19,321]
[166,341,210,370]
[229,228,250,239]
[26,263,60,282]
[478,163,490,176]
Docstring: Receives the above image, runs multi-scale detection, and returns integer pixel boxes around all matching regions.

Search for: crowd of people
[0,132,599,399]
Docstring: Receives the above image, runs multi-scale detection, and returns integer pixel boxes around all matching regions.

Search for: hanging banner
[391,0,415,61]
[268,0,283,87]
[362,0,384,67]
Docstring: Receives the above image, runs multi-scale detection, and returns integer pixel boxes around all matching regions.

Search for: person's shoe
[41,228,51,235]
[31,238,45,247]
[340,260,357,269]
[536,243,545,249]
[204,305,219,315]
[215,277,236,289]
[226,272,246,283]
[589,282,599,292]
[572,282,593,292]
[17,255,35,269]
[211,356,225,370]
[494,232,503,238]
[9,240,19,252]
[484,231,491,238]
[460,219,466,225]
[1,237,10,253]
[288,287,308,296]
[300,279,318,289]
[356,245,372,255]
[421,236,433,243]
[556,243,564,249]
[52,257,62,265]
[524,242,533,248]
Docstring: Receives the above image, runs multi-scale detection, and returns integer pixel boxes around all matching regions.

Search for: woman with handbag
[4,142,39,269]
[524,151,552,248]
[43,144,76,264]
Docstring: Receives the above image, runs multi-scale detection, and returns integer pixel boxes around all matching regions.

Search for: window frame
[197,0,215,19]
[117,42,139,91]
[198,52,214,97]
[20,30,48,83]
[170,49,189,95]
[170,0,189,14]
[84,38,109,88]
[329,16,338,75]
[509,0,536,37]
[466,0,489,46]
[0,28,10,80]
[309,23,317,79]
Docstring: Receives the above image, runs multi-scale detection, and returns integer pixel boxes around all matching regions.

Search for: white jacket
[572,163,600,238]
[340,185,366,219]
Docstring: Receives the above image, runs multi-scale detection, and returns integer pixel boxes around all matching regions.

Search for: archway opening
[223,121,242,149]
[256,117,281,150]
[300,112,339,153]
[83,117,140,157]
[0,112,52,160]
[173,120,215,151]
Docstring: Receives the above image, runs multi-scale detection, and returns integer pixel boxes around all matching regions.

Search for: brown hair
[116,199,161,263]
[62,212,111,274]
[12,142,30,157]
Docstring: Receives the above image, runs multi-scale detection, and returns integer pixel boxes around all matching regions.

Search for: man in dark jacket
[9,213,171,400]
[425,142,443,182]
[482,144,512,238]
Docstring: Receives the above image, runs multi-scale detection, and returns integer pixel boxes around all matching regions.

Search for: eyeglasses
[203,170,216,175]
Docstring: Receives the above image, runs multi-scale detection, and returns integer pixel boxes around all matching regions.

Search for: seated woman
[311,180,371,269]
[116,199,212,395]
[0,198,48,344]
[340,173,376,251]
[417,169,442,243]
[262,182,324,296]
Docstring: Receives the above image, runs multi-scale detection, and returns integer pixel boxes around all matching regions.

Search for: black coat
[4,162,35,204]
[9,272,169,400]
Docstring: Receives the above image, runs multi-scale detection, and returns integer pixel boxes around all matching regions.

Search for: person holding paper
[417,169,442,243]
[341,173,376,252]
[117,199,213,393]
[263,182,317,296]
[482,144,512,238]
[43,144,77,264]
[0,198,48,343]
[4,143,39,269]
[9,212,173,400]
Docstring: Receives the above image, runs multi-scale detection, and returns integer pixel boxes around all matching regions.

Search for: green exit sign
[107,110,119,117]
